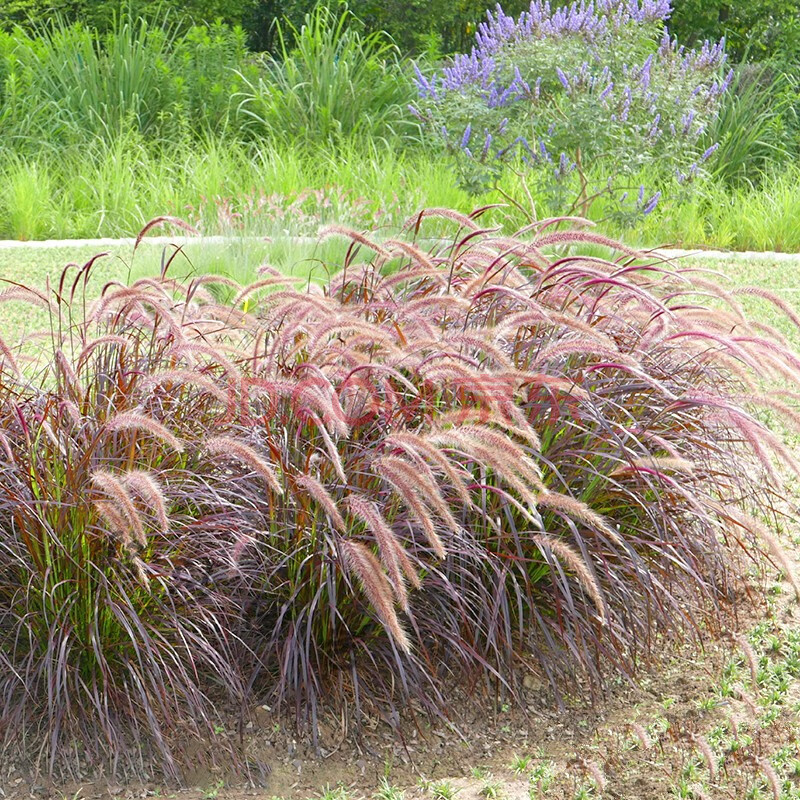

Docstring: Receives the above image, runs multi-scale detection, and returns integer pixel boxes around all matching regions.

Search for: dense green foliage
[4,0,799,63]
[237,6,415,144]
[0,8,413,147]
[0,1,794,250]
[0,17,253,144]
[668,0,800,65]
[0,0,251,31]
[1,134,799,251]
[0,0,530,55]
[2,0,799,67]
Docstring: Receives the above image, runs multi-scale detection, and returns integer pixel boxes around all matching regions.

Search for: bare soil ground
[4,555,798,800]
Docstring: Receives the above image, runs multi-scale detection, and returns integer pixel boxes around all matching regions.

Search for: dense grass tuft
[0,213,798,777]
[236,5,417,146]
[0,273,252,778]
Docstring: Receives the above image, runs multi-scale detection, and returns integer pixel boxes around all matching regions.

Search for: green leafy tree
[344,0,529,55]
[0,0,254,31]
[669,0,800,65]
[0,0,82,28]
[244,0,530,54]
[2,0,531,54]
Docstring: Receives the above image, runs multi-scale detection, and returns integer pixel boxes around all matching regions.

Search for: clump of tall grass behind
[0,16,252,145]
[0,7,416,150]
[701,63,796,185]
[1,212,799,778]
[236,5,417,145]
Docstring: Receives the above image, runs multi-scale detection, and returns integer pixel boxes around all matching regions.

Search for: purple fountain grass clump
[2,210,799,778]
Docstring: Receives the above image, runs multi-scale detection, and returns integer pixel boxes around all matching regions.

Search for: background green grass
[3,242,797,340]
[0,237,355,338]
[0,8,795,251]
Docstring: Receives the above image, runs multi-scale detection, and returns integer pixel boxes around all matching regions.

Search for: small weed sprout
[375,780,405,800]
[511,754,532,774]
[529,761,555,793]
[318,787,350,800]
[479,779,504,800]
[429,782,459,800]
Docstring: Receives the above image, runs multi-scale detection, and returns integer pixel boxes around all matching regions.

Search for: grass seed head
[203,436,283,495]
[105,411,185,453]
[340,539,411,652]
[91,469,147,548]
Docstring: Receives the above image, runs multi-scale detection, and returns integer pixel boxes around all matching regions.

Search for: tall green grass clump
[0,6,416,149]
[2,212,800,777]
[0,15,252,145]
[236,5,417,146]
[702,63,796,185]
[0,138,481,240]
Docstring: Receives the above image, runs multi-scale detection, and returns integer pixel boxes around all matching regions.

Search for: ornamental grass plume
[693,734,717,779]
[104,410,185,452]
[123,470,171,535]
[581,759,607,792]
[759,757,782,800]
[346,493,422,605]
[535,535,608,624]
[340,539,411,652]
[735,634,760,689]
[0,265,249,779]
[630,722,652,750]
[295,473,347,532]
[203,435,283,495]
[2,209,800,778]
[91,470,148,548]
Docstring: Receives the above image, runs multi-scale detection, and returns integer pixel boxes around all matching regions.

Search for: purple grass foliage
[1,211,798,777]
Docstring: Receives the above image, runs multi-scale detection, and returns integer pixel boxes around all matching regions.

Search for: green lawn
[0,237,351,339]
[2,241,799,348]
[669,253,800,347]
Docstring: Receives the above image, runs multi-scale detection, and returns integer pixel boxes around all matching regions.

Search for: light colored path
[0,236,301,249]
[0,236,798,262]
[653,247,800,261]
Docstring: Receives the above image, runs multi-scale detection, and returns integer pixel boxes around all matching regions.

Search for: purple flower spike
[643,191,661,215]
[481,130,493,159]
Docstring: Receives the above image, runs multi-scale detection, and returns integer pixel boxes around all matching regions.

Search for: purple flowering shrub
[412,0,732,218]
